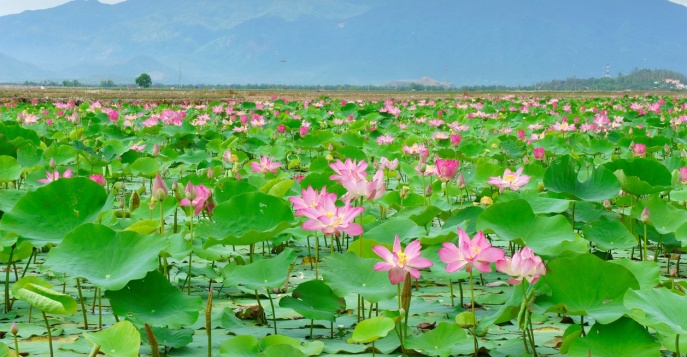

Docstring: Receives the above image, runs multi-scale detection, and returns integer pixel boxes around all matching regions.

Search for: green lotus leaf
[105,270,202,328]
[568,317,660,357]
[347,315,395,344]
[138,326,194,349]
[44,223,167,290]
[637,195,687,234]
[12,280,77,315]
[321,252,396,303]
[405,322,467,357]
[220,335,259,357]
[84,320,141,357]
[476,199,587,257]
[581,216,637,250]
[544,155,621,201]
[222,248,297,290]
[0,177,109,246]
[536,253,639,324]
[279,280,345,322]
[624,287,687,336]
[260,335,324,356]
[0,156,22,183]
[128,157,159,178]
[362,218,425,245]
[604,158,672,195]
[259,344,307,357]
[200,192,294,247]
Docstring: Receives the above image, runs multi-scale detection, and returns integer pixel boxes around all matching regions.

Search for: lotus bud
[425,184,432,196]
[207,168,214,179]
[671,268,678,278]
[152,143,160,157]
[603,200,611,210]
[533,147,545,161]
[450,134,461,146]
[680,167,687,184]
[665,144,671,154]
[641,207,650,223]
[457,174,466,189]
[152,174,168,202]
[137,182,146,195]
[49,157,56,170]
[325,154,334,162]
[11,321,18,336]
[299,126,309,136]
[276,124,286,134]
[129,191,141,212]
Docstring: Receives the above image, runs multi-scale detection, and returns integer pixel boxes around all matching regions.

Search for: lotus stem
[644,221,648,262]
[206,286,213,357]
[266,288,277,335]
[42,311,54,357]
[20,248,35,279]
[469,270,479,355]
[98,288,103,329]
[145,323,160,357]
[449,279,455,307]
[87,344,101,357]
[187,215,194,295]
[676,334,680,357]
[4,244,14,313]
[314,233,319,280]
[76,278,88,330]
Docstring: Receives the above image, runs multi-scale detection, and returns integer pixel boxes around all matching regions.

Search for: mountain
[0,0,686,86]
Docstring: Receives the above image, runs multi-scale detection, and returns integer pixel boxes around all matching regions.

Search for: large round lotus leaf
[128,157,159,178]
[12,279,77,315]
[260,335,324,356]
[213,178,258,203]
[260,344,307,357]
[610,259,660,290]
[84,320,141,357]
[220,335,260,357]
[476,199,587,257]
[321,252,396,303]
[0,177,108,246]
[624,287,687,336]
[0,155,22,183]
[405,322,467,357]
[42,144,76,165]
[0,189,24,213]
[44,223,167,291]
[568,317,660,357]
[581,217,637,250]
[535,253,639,324]
[199,192,294,247]
[636,196,687,235]
[362,218,425,244]
[604,158,672,195]
[498,191,571,214]
[544,155,620,201]
[347,315,395,344]
[222,248,297,290]
[138,326,194,349]
[105,270,202,328]
[279,279,345,322]
[0,240,33,263]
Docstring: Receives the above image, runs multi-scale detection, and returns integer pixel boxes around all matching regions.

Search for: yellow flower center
[504,174,516,183]
[397,252,408,267]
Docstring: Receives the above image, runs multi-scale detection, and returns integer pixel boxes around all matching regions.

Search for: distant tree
[135,73,152,88]
[100,79,115,88]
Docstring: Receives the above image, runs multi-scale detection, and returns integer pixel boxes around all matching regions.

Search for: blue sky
[0,0,125,17]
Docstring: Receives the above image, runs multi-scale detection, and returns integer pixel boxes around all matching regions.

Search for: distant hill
[1,0,687,86]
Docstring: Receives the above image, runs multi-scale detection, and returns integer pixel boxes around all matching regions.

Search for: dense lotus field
[0,93,687,356]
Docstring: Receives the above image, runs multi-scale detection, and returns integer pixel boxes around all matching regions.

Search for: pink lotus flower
[88,174,106,186]
[435,159,460,182]
[300,199,364,237]
[450,134,462,146]
[633,143,647,157]
[487,167,530,192]
[680,167,687,184]
[373,235,433,285]
[38,168,73,183]
[329,158,368,182]
[130,143,146,152]
[289,186,337,220]
[179,182,214,215]
[439,228,505,273]
[533,147,545,161]
[379,156,399,171]
[250,156,280,174]
[495,247,546,285]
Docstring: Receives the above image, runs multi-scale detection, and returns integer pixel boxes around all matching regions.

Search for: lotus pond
[0,93,687,356]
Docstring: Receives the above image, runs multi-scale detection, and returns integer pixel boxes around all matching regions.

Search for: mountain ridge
[1,0,686,86]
